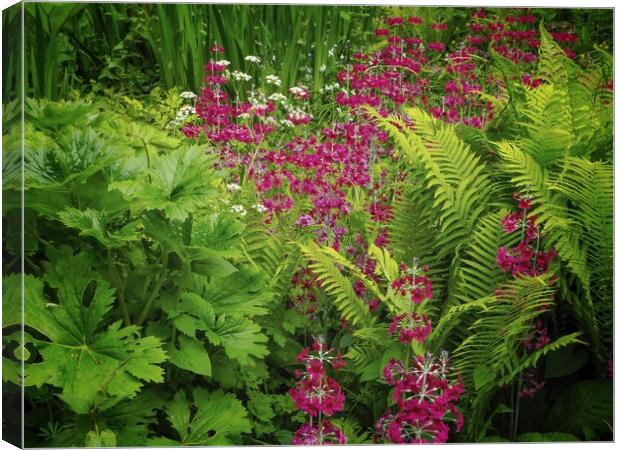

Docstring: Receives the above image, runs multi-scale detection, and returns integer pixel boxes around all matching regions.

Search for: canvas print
[1,2,613,447]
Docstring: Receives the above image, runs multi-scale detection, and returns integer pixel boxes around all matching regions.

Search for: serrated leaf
[167,335,212,376]
[85,429,116,447]
[189,249,238,278]
[58,207,140,247]
[109,146,220,221]
[165,388,251,445]
[191,212,245,255]
[205,315,269,367]
[189,266,273,317]
[22,248,167,413]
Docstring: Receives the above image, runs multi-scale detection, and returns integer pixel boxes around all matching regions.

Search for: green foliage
[21,248,167,414]
[2,5,613,446]
[156,388,251,445]
[110,146,221,222]
[543,380,613,439]
[299,241,375,327]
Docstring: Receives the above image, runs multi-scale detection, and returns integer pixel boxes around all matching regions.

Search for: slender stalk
[135,251,168,326]
[107,249,130,326]
[513,373,523,440]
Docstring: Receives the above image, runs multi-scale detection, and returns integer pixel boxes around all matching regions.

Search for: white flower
[180,105,196,115]
[231,70,252,82]
[171,105,197,126]
[265,75,282,86]
[252,203,268,213]
[231,204,247,216]
[244,55,261,64]
[226,183,242,192]
[217,59,231,68]
[289,86,309,99]
[280,119,294,127]
[319,64,327,73]
[268,93,287,102]
[180,91,197,100]
[319,82,341,94]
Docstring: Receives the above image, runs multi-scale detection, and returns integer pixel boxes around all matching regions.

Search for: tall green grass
[7,3,378,100]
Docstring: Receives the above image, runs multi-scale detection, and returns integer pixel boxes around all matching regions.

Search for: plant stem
[135,251,168,326]
[512,373,523,440]
[107,249,130,326]
[143,140,152,184]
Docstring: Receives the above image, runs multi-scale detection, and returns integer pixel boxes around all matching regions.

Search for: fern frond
[299,242,375,327]
[497,332,584,386]
[453,274,556,387]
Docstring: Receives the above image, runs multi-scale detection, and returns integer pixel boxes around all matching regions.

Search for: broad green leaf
[110,146,220,221]
[96,389,162,446]
[58,207,141,247]
[204,315,269,367]
[2,273,22,328]
[184,266,273,317]
[167,335,212,376]
[164,388,251,445]
[23,248,167,413]
[543,379,612,438]
[189,249,238,278]
[25,126,123,189]
[518,432,579,442]
[190,212,245,256]
[85,429,117,447]
[544,345,589,379]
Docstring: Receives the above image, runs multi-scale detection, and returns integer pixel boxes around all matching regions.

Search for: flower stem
[135,251,168,326]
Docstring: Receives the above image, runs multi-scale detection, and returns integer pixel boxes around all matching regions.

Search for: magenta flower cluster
[389,312,432,344]
[179,9,586,445]
[289,339,347,445]
[376,352,464,443]
[391,262,433,304]
[496,193,557,277]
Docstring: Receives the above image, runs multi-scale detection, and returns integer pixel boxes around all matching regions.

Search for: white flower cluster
[217,59,231,68]
[328,44,338,58]
[180,91,197,100]
[268,93,287,102]
[167,105,196,128]
[289,86,309,98]
[229,70,252,82]
[319,82,341,94]
[287,108,312,122]
[231,204,247,216]
[252,203,268,213]
[226,183,242,192]
[244,55,261,64]
[280,119,295,128]
[265,75,282,86]
[247,90,269,115]
[319,64,327,73]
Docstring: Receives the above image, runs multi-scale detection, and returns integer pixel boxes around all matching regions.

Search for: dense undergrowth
[2,5,613,446]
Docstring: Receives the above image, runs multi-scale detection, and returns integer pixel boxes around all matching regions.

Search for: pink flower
[292,420,346,445]
[296,214,315,227]
[378,352,464,443]
[389,312,432,344]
